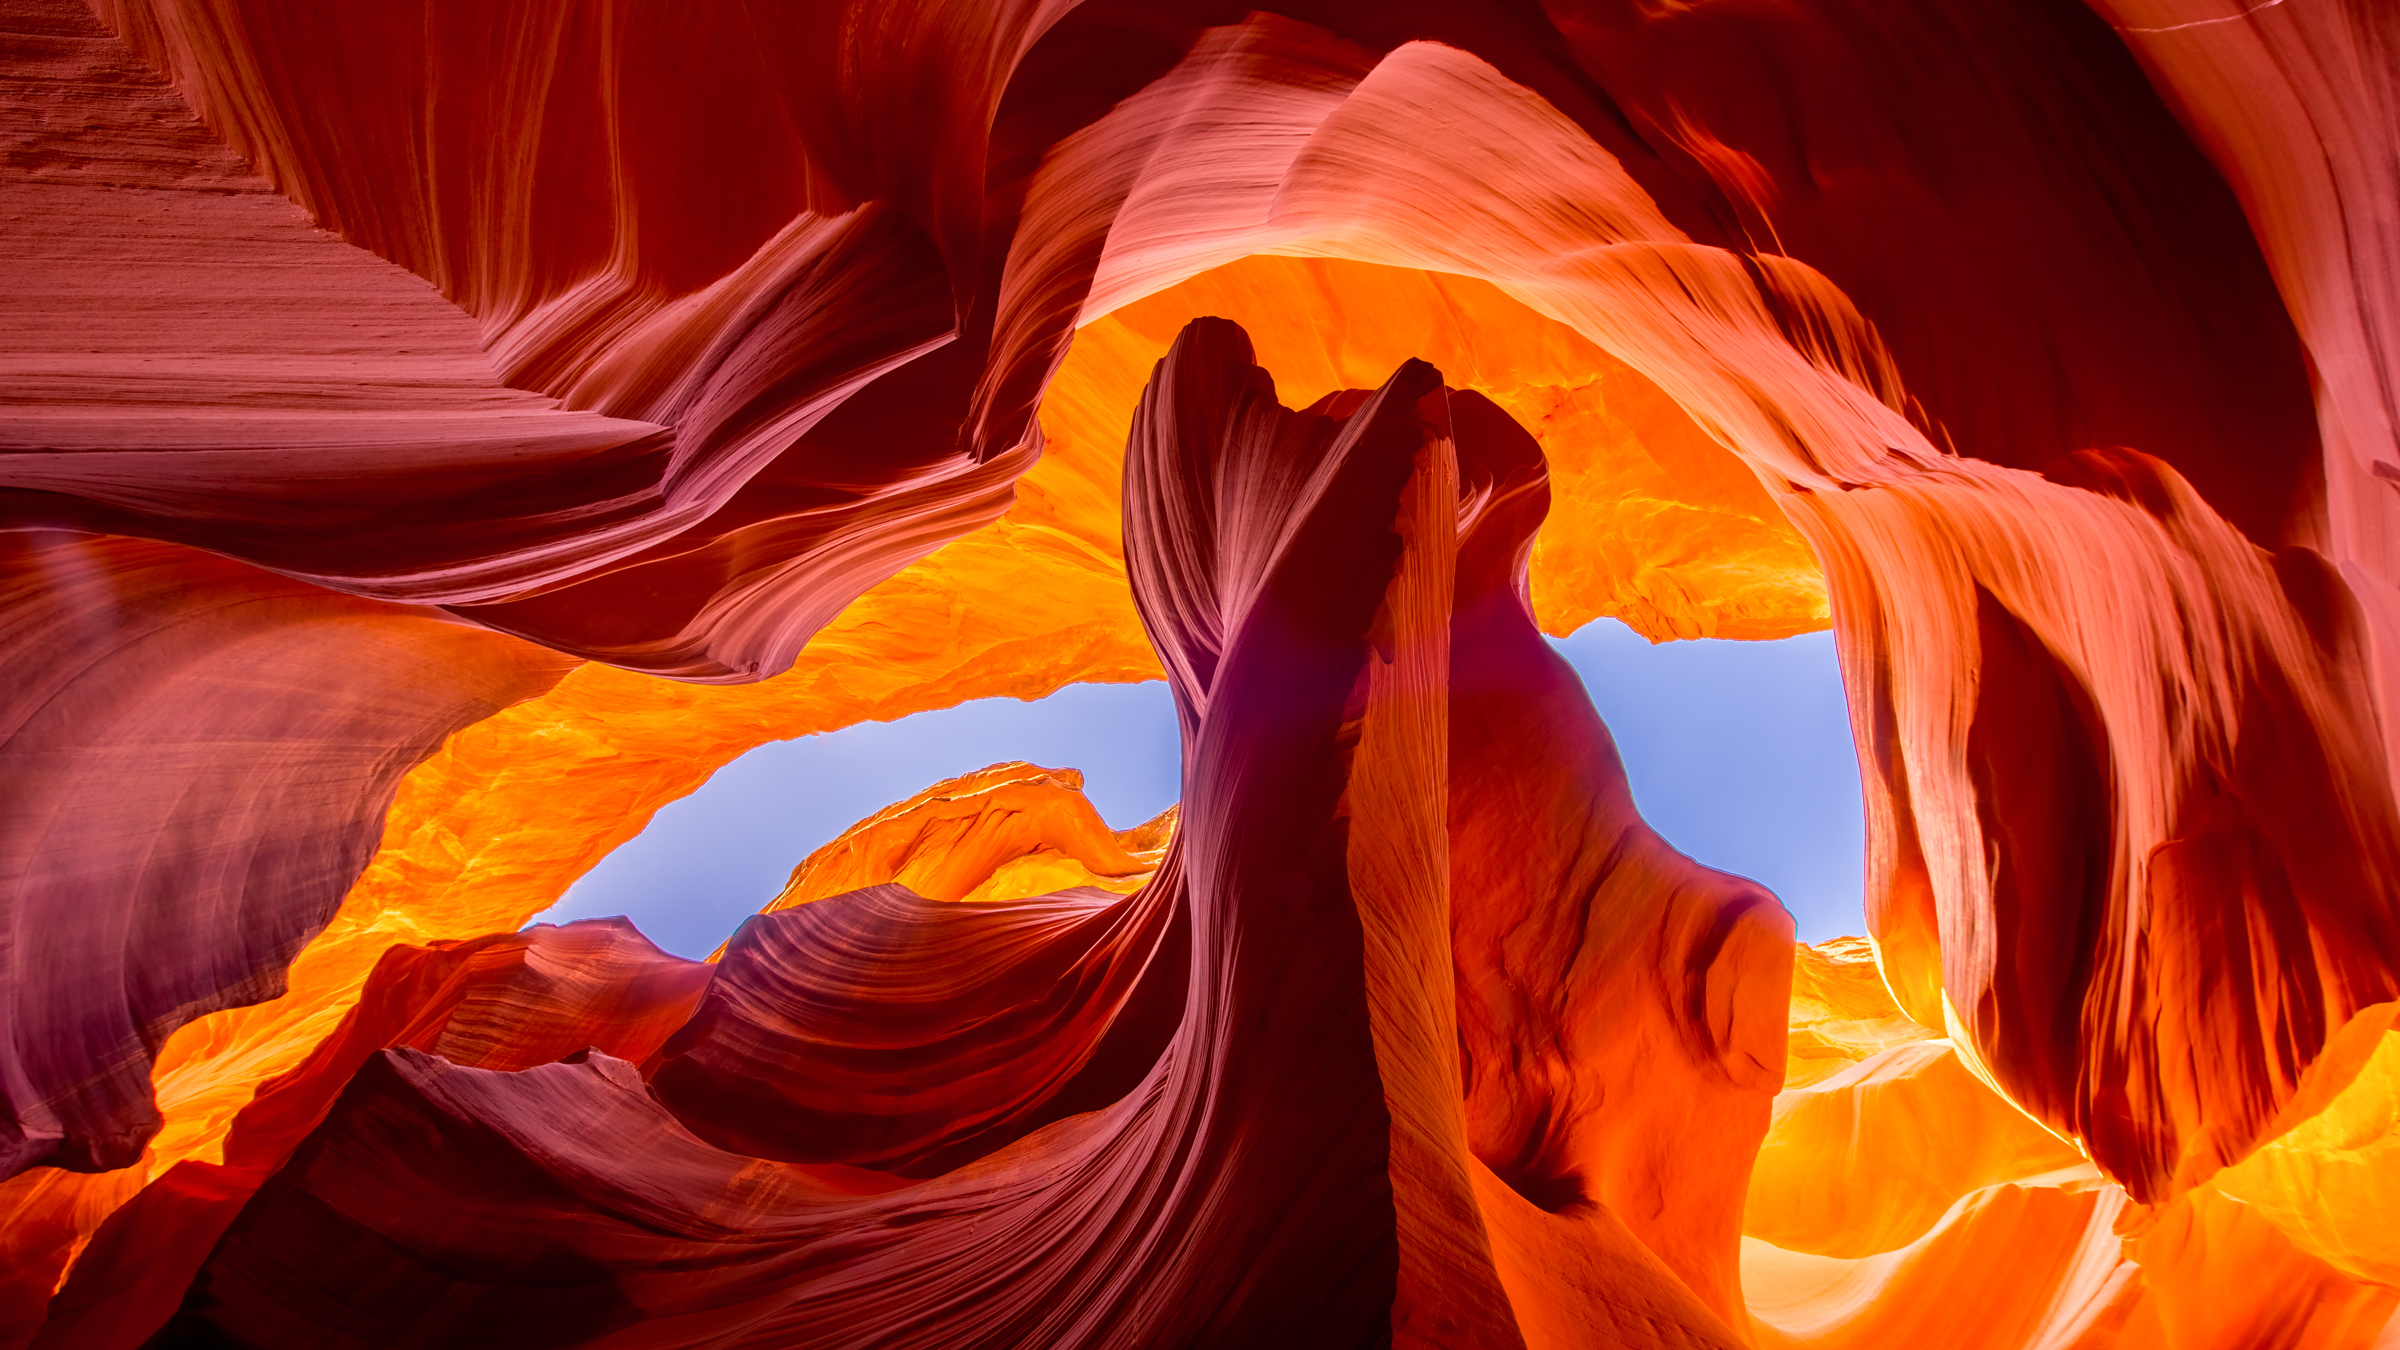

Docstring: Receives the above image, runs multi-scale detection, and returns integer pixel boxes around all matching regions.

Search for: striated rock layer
[39,324,1789,1347]
[3,0,2400,1343]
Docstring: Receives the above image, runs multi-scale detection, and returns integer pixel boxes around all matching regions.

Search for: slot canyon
[4,0,2399,1344]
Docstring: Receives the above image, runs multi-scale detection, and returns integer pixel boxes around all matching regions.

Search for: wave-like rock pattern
[0,532,570,1177]
[650,880,1182,1177]
[1740,934,2400,1348]
[36,918,709,1349]
[6,0,2400,1341]
[46,324,1785,1347]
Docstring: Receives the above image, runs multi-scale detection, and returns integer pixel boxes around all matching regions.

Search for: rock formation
[4,0,2398,1343]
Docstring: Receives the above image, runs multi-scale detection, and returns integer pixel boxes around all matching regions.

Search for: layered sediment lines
[37,324,1792,1347]
[4,0,2399,1343]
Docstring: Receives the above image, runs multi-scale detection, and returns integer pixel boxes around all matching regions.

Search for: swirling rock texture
[3,0,2399,1343]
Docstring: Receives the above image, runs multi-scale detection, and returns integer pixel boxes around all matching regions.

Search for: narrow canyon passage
[5,0,2399,1345]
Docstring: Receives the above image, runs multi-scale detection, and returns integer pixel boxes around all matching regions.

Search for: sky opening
[538,620,1865,957]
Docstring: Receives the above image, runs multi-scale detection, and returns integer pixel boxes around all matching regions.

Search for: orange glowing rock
[1778,936,1938,1090]
[40,920,711,1349]
[2207,1002,2400,1288]
[759,762,1169,912]
[1746,1039,2089,1259]
[1743,1175,2134,1350]
[1743,941,2097,1336]
[0,1164,146,1347]
[1749,938,2086,1260]
[1742,944,2400,1346]
[1037,255,1830,643]
[2112,1184,2400,1348]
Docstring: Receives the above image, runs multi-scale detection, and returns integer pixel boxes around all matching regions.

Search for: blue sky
[537,620,1867,957]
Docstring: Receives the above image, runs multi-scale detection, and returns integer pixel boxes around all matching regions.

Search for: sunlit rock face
[4,0,2399,1344]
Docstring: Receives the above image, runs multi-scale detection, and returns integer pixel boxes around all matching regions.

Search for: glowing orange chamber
[5,0,2400,1345]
